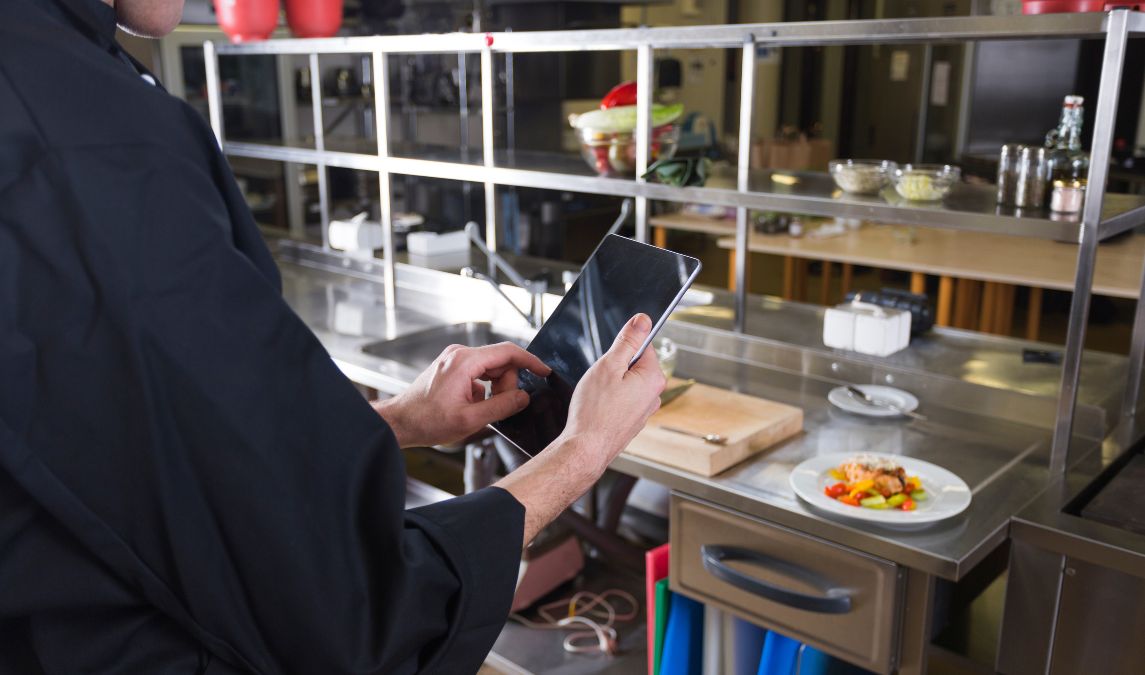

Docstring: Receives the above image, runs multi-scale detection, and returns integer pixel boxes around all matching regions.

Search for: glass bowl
[829,159,897,195]
[891,164,961,201]
[577,125,680,177]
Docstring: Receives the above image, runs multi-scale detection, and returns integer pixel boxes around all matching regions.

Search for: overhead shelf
[213,12,1145,56]
[224,140,1145,242]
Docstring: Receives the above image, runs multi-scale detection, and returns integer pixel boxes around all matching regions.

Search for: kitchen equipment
[1015,146,1049,208]
[790,452,972,527]
[284,0,343,39]
[996,143,1022,206]
[213,0,278,43]
[828,159,897,195]
[576,125,679,177]
[624,381,803,476]
[890,164,960,201]
[658,426,727,445]
[844,386,928,421]
[827,385,919,419]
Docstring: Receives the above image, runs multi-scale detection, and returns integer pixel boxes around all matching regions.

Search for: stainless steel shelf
[224,140,1145,241]
[206,9,1145,481]
[214,12,1145,56]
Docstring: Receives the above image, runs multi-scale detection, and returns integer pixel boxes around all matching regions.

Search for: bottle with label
[1044,95,1089,185]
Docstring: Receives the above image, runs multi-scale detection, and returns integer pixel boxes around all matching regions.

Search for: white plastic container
[406,229,470,256]
[823,301,911,357]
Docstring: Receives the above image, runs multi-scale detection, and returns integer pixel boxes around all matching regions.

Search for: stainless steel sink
[361,321,533,371]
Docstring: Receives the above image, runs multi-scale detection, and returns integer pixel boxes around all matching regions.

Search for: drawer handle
[700,545,853,614]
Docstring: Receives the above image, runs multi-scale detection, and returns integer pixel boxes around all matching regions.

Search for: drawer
[670,494,904,674]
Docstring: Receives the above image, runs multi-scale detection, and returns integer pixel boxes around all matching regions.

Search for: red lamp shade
[214,0,278,43]
[284,0,343,39]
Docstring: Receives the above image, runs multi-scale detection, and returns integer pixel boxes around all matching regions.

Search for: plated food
[822,454,927,511]
[789,452,971,527]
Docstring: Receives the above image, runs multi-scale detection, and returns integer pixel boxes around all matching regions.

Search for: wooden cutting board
[624,381,803,476]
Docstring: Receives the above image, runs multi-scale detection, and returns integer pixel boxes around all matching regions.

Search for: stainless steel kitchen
[3,1,1145,674]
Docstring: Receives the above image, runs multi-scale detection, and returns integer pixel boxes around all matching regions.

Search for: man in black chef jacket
[0,0,667,672]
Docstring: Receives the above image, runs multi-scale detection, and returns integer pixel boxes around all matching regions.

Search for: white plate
[828,385,919,418]
[789,452,971,527]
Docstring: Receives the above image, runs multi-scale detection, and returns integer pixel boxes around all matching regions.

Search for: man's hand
[558,313,667,474]
[373,342,551,448]
[497,313,666,545]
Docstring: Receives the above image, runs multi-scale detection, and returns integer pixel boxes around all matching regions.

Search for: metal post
[1123,262,1145,420]
[734,37,756,333]
[634,44,654,243]
[309,53,331,250]
[913,44,933,165]
[203,41,224,144]
[480,45,497,261]
[1049,10,1130,475]
[373,50,397,309]
[458,52,473,223]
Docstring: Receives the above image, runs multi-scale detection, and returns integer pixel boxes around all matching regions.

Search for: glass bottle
[1044,95,1089,185]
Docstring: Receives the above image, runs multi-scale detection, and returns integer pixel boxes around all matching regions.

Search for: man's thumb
[608,313,652,366]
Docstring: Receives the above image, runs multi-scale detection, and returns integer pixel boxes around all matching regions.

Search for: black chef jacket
[0,0,525,672]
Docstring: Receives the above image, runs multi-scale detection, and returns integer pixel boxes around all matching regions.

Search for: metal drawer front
[670,494,903,674]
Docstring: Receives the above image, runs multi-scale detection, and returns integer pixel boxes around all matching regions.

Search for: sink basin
[361,321,533,372]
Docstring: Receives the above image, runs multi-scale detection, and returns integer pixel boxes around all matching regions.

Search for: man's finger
[628,342,665,387]
[491,369,518,395]
[606,313,653,368]
[469,342,551,379]
[464,388,530,427]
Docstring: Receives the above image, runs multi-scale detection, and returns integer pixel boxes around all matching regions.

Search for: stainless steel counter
[274,242,1122,581]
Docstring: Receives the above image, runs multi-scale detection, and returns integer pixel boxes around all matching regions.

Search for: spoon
[845,386,927,421]
[659,425,727,445]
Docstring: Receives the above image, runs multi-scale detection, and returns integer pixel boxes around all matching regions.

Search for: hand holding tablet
[493,235,702,456]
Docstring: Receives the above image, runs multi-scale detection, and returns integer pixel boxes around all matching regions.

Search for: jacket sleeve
[0,130,525,674]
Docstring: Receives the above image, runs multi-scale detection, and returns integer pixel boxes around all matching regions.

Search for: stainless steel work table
[273,242,1126,673]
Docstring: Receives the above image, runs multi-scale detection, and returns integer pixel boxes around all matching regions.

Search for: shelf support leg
[1026,287,1042,341]
[1123,261,1145,419]
[1051,9,1130,476]
[481,45,497,266]
[733,36,756,333]
[936,275,953,327]
[309,53,331,251]
[372,50,396,310]
[634,44,654,244]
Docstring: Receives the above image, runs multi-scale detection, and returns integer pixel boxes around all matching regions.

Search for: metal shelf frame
[205,10,1145,476]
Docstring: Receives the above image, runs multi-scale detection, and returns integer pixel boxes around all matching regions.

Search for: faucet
[463,222,547,329]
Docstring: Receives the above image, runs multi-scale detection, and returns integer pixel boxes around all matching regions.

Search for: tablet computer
[492,234,702,456]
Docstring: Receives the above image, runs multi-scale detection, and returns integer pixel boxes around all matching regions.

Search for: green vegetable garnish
[910,490,928,501]
[572,103,685,133]
[886,493,908,508]
[860,494,887,509]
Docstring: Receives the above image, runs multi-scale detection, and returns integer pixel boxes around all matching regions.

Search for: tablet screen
[492,235,701,455]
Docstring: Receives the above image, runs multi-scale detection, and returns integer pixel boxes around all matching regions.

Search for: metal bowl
[829,159,897,195]
[577,124,680,177]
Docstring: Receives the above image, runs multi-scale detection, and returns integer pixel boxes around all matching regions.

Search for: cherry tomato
[838,494,861,507]
[824,482,848,499]
[901,498,916,511]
